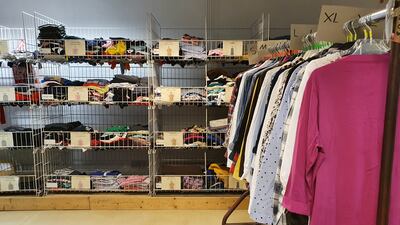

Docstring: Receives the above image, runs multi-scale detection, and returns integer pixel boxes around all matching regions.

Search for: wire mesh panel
[42,148,149,193]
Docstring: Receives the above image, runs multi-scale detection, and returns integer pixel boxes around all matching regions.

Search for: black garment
[37,24,66,39]
[286,212,309,225]
[44,121,83,131]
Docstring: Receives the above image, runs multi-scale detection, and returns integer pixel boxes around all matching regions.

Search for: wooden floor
[0,210,253,225]
[0,194,249,211]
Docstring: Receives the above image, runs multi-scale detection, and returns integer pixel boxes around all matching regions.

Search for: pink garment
[283,54,400,225]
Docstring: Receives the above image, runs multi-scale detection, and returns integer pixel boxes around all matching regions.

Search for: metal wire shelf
[43,131,150,149]
[37,39,148,64]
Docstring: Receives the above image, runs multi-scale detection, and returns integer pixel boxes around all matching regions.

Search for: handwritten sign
[0,87,15,102]
[316,5,377,43]
[70,132,91,147]
[290,24,318,50]
[65,40,86,56]
[223,41,243,56]
[0,132,14,147]
[68,87,88,102]
[248,40,287,65]
[158,87,181,103]
[159,40,180,57]
[163,132,184,147]
[161,176,181,190]
[0,40,9,57]
[71,176,90,190]
[0,176,19,191]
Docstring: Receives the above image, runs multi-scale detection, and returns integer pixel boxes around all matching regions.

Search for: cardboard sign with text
[290,24,318,50]
[0,132,14,147]
[70,132,91,147]
[163,132,184,147]
[161,176,181,190]
[0,176,19,191]
[222,41,243,56]
[158,87,181,103]
[0,40,9,57]
[316,5,380,43]
[65,40,86,56]
[248,40,287,64]
[68,87,88,102]
[159,40,180,57]
[71,176,91,190]
[0,87,15,102]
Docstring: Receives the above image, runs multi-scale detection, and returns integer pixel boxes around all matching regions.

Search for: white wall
[0,0,385,38]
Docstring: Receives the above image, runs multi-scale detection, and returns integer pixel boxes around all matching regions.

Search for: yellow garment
[208,163,229,185]
[105,41,127,55]
[87,86,109,95]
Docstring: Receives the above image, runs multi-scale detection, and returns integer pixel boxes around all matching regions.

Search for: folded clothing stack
[38,24,66,40]
[180,88,206,102]
[117,175,150,191]
[180,34,206,60]
[90,170,121,190]
[43,122,150,148]
[207,75,234,106]
[2,126,41,147]
[181,125,225,147]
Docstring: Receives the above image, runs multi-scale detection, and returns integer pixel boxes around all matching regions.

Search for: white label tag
[316,5,375,43]
[65,40,86,56]
[0,176,19,191]
[223,41,243,56]
[68,87,88,102]
[39,48,51,54]
[44,139,56,145]
[0,87,15,102]
[163,132,184,147]
[0,40,9,57]
[161,176,181,190]
[210,118,228,128]
[70,132,91,147]
[159,40,180,56]
[46,182,58,188]
[290,24,318,50]
[41,94,54,100]
[0,132,14,147]
[158,87,181,103]
[156,182,162,189]
[71,176,90,190]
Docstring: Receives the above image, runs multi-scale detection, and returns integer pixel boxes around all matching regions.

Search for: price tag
[70,132,91,147]
[39,48,51,54]
[163,132,184,147]
[68,86,88,102]
[46,182,58,188]
[0,176,19,191]
[65,39,86,56]
[224,86,234,102]
[159,40,180,56]
[316,5,377,43]
[0,40,9,57]
[290,24,318,50]
[42,94,54,100]
[158,87,181,103]
[0,132,14,147]
[71,176,90,190]
[0,87,15,102]
[223,41,243,56]
[44,139,56,145]
[161,176,181,190]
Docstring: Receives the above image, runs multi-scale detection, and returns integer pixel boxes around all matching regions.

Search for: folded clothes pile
[37,24,148,65]
[2,126,41,147]
[183,176,204,190]
[117,175,150,190]
[180,88,206,102]
[207,75,234,106]
[41,75,149,105]
[182,125,225,147]
[180,34,206,60]
[43,122,149,148]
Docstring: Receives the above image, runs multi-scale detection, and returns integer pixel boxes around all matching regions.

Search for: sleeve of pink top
[282,73,321,216]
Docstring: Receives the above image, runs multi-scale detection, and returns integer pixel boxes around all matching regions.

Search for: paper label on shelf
[158,87,181,103]
[71,176,90,190]
[70,132,91,147]
[222,41,243,56]
[67,86,88,102]
[0,40,9,57]
[41,94,54,100]
[159,40,180,57]
[0,176,19,191]
[65,39,86,56]
[46,182,58,188]
[39,48,51,54]
[248,40,287,64]
[224,86,234,102]
[210,118,228,128]
[0,132,14,147]
[44,139,56,145]
[161,176,181,190]
[290,24,318,50]
[156,182,162,189]
[316,5,377,43]
[163,132,184,147]
[0,87,15,102]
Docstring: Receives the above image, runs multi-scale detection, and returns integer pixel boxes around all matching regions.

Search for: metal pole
[377,2,400,225]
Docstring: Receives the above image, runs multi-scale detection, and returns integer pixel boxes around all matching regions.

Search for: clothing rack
[221,4,400,225]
